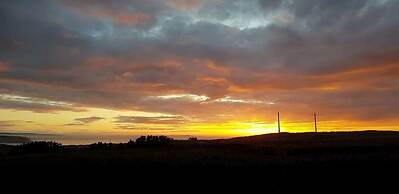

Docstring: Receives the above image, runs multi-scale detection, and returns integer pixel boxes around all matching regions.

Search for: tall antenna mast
[278,112,281,134]
[314,113,318,133]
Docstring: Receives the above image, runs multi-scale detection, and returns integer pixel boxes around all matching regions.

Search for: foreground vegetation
[1,132,399,170]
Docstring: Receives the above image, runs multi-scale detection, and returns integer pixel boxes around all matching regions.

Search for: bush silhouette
[133,135,173,146]
[135,136,147,145]
[188,137,198,141]
[88,142,113,149]
[127,139,136,147]
[11,141,63,154]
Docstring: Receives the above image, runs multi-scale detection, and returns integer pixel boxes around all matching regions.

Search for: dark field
[2,131,399,170]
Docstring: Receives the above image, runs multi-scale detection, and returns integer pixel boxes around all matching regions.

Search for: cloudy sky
[0,0,398,140]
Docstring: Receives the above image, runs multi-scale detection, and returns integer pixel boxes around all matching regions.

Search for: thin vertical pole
[278,112,281,134]
[314,113,318,133]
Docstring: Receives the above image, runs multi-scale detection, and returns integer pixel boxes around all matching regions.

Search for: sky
[0,0,398,142]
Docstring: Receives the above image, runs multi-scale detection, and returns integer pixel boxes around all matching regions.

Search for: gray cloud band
[0,0,398,121]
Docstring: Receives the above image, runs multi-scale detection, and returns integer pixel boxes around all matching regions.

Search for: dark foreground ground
[2,131,399,169]
[2,131,399,190]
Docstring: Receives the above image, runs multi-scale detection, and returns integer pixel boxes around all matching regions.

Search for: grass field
[1,131,399,169]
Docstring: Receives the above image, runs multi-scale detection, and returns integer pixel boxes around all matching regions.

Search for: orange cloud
[96,11,154,26]
[309,63,399,91]
[85,56,121,70]
[0,61,9,72]
[166,0,223,11]
[195,59,231,74]
[62,1,155,26]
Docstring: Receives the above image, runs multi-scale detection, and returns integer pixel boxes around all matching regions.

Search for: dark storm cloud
[0,0,91,66]
[256,0,399,74]
[60,0,163,28]
[0,0,398,122]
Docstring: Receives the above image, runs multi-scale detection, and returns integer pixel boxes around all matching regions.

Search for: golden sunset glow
[0,0,398,144]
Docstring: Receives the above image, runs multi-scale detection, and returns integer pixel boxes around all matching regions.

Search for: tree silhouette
[10,141,63,154]
[133,135,174,146]
[188,137,198,141]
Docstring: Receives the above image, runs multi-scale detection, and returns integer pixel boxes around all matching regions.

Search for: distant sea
[0,133,139,145]
[0,133,223,145]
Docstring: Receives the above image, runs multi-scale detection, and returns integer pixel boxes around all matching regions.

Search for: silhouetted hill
[2,131,399,170]
[217,130,399,145]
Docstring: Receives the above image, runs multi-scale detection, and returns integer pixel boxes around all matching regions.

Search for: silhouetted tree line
[9,136,176,154]
[87,136,174,150]
[88,142,115,149]
[10,141,63,155]
[188,137,198,141]
[133,135,174,146]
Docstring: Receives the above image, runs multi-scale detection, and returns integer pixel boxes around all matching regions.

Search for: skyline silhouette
[0,0,398,140]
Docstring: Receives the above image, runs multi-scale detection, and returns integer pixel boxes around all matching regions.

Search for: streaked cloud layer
[0,0,398,137]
